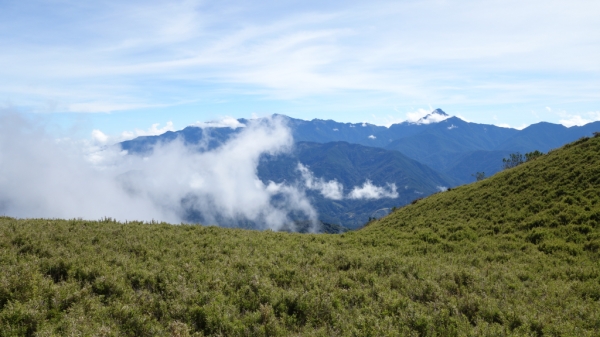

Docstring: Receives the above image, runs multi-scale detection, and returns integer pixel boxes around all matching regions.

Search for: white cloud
[91,129,109,144]
[0,0,599,124]
[495,122,528,130]
[405,108,432,123]
[558,111,600,127]
[193,116,246,129]
[368,135,376,139]
[298,164,399,201]
[436,186,448,192]
[348,180,398,200]
[515,124,530,130]
[423,113,450,124]
[405,108,450,124]
[297,163,344,200]
[0,111,318,231]
[120,121,175,141]
[559,115,587,127]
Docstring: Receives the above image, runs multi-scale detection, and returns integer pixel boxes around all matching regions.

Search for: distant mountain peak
[414,109,451,125]
[432,108,448,116]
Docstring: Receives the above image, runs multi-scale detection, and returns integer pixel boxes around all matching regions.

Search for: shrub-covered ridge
[1,135,600,336]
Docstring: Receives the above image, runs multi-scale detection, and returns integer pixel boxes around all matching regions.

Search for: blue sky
[1,0,599,140]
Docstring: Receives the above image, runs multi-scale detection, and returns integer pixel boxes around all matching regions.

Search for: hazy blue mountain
[278,114,391,147]
[384,117,518,171]
[119,110,600,226]
[439,121,600,182]
[497,121,600,152]
[121,111,600,167]
[259,141,457,190]
[257,141,457,228]
[120,125,240,154]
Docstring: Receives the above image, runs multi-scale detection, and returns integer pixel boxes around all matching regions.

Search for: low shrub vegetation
[1,135,600,336]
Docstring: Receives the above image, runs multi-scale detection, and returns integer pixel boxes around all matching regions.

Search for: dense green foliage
[1,136,600,336]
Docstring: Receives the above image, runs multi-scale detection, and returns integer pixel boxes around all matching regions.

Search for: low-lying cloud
[348,180,398,200]
[92,121,176,144]
[298,164,398,201]
[0,111,317,231]
[406,108,450,124]
[297,164,344,200]
[192,117,247,129]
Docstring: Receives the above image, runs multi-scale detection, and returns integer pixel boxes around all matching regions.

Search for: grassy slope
[1,136,600,336]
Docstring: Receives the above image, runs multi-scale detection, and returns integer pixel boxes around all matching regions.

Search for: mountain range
[120,109,600,229]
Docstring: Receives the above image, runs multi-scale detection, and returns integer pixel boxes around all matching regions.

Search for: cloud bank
[348,180,398,200]
[297,164,344,200]
[298,164,398,201]
[0,111,317,231]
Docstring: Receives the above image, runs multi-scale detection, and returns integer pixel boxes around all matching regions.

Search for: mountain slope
[257,141,458,228]
[260,142,456,192]
[2,135,600,335]
[368,133,600,260]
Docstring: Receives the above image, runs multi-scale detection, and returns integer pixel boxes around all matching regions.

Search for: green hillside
[1,135,600,336]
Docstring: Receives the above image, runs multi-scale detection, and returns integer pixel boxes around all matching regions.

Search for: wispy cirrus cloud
[0,0,598,130]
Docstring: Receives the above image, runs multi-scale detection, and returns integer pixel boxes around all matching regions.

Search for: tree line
[472,150,544,182]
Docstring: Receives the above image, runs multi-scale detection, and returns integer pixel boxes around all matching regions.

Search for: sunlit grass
[1,135,599,336]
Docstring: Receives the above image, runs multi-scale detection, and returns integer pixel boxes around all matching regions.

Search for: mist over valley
[2,109,599,231]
